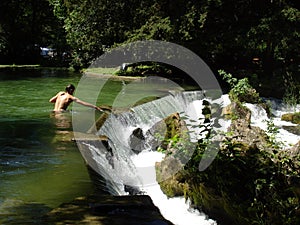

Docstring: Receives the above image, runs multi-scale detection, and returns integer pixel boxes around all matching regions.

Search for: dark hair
[65,84,75,93]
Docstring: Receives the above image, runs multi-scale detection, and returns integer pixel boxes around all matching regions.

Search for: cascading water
[75,90,300,225]
[77,90,219,225]
[244,101,300,147]
[95,91,207,189]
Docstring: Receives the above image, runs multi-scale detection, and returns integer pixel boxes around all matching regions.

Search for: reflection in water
[50,111,72,130]
[0,199,50,225]
[50,112,74,150]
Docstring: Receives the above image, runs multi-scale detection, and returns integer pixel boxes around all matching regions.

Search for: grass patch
[0,64,40,68]
[85,67,120,75]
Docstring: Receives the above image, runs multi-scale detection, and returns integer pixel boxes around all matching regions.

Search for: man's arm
[73,97,103,112]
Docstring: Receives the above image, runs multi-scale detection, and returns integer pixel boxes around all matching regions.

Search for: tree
[246,0,300,77]
[0,0,66,64]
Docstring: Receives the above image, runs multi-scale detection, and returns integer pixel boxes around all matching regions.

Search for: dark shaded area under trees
[0,0,299,96]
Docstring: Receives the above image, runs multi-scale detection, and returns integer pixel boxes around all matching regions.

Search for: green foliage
[0,0,65,64]
[1,0,299,79]
[246,1,299,74]
[283,71,300,110]
[218,69,238,88]
[116,62,171,77]
[265,118,285,149]
[45,0,294,77]
[219,70,260,103]
[183,130,300,225]
[126,16,174,42]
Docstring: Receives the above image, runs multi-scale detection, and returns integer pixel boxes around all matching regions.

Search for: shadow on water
[0,200,51,225]
[43,192,173,225]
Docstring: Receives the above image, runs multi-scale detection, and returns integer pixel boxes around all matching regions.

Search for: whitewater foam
[244,102,299,147]
[131,151,217,225]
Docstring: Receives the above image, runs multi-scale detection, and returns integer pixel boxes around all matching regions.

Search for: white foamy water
[131,151,217,225]
[244,102,300,147]
[128,95,299,225]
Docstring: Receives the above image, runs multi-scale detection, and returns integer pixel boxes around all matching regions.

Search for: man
[49,84,103,112]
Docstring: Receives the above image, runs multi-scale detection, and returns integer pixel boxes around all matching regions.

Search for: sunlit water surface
[0,69,120,224]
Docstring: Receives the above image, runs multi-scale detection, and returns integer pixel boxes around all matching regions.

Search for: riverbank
[84,71,143,81]
[0,65,70,70]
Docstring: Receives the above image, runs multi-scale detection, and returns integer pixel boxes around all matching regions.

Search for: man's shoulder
[58,91,65,95]
[67,93,76,101]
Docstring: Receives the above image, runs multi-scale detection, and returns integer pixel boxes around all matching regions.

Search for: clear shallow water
[0,69,97,224]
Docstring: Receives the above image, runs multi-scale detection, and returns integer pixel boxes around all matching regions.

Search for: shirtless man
[49,84,103,112]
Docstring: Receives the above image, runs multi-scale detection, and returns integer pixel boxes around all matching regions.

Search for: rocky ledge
[45,195,173,225]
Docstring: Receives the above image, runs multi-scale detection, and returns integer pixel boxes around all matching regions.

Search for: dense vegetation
[0,1,299,97]
[0,1,298,73]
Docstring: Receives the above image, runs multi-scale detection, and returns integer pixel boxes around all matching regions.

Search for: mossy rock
[187,183,248,225]
[281,112,300,124]
[157,176,187,198]
[222,101,251,122]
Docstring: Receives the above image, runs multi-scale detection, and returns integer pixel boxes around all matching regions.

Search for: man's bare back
[49,84,103,112]
[50,91,74,111]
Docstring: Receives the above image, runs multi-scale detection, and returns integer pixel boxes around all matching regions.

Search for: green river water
[0,68,194,224]
[0,68,126,224]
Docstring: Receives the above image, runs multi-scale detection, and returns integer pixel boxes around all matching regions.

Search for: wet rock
[129,127,146,154]
[287,140,300,158]
[222,101,251,122]
[45,195,173,225]
[282,125,300,135]
[87,112,110,133]
[281,112,300,124]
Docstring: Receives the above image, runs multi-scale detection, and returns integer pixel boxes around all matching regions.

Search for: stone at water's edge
[281,112,300,124]
[282,125,300,135]
[45,195,173,225]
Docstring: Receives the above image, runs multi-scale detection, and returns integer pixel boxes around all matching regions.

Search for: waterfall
[244,103,269,130]
[74,92,299,225]
[94,91,206,190]
[76,90,218,225]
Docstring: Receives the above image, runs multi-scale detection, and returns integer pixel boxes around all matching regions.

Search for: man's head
[65,84,75,94]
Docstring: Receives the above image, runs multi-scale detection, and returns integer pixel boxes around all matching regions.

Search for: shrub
[218,70,260,103]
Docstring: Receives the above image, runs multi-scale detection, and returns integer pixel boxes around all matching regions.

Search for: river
[0,68,208,224]
[0,68,128,224]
